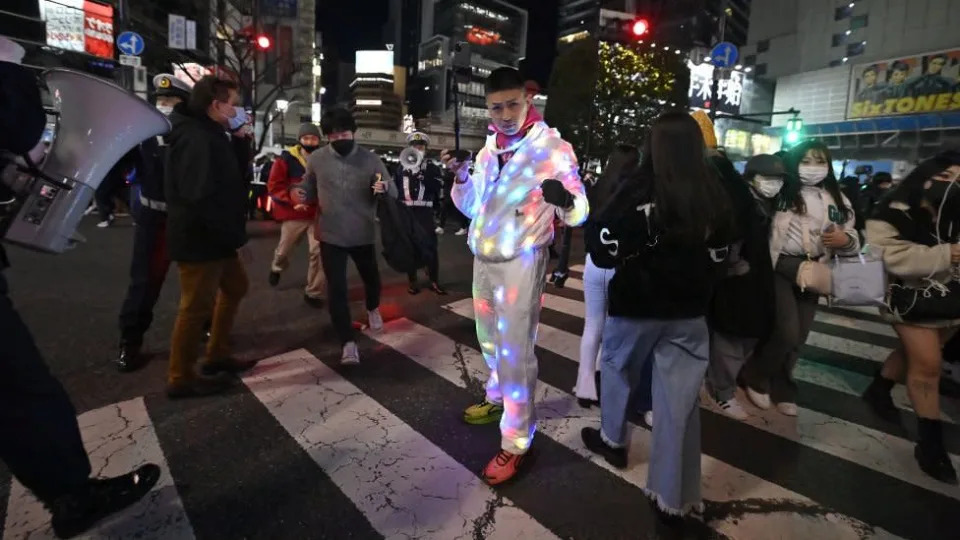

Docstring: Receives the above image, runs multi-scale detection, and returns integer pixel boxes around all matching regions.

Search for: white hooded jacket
[451,122,589,263]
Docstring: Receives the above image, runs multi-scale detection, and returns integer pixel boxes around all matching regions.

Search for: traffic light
[785,117,803,144]
[631,18,650,38]
[255,34,272,50]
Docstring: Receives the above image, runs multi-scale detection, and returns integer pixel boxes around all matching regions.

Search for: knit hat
[298,123,321,139]
[690,110,718,149]
[0,37,25,65]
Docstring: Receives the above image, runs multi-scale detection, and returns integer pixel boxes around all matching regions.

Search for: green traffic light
[785,131,800,144]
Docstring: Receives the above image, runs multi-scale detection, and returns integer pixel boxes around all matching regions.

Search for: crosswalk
[3,265,960,539]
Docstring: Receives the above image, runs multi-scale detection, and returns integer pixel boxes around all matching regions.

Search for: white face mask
[754,175,784,198]
[798,165,829,185]
[156,104,173,116]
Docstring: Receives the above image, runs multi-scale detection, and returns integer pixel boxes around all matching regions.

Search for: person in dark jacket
[163,76,256,399]
[114,73,192,372]
[858,171,893,221]
[393,131,446,295]
[705,154,781,420]
[0,36,160,538]
[581,110,735,519]
[267,122,324,306]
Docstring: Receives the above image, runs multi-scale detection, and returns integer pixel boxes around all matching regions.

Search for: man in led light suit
[441,67,588,484]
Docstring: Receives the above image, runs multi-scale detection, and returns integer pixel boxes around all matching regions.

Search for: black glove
[541,179,574,209]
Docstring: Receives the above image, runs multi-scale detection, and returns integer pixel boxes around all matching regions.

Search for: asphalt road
[1,213,958,540]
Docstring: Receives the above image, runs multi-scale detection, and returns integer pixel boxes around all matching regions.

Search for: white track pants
[473,248,549,454]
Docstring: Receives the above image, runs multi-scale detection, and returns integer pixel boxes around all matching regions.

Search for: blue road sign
[709,42,739,68]
[117,31,144,56]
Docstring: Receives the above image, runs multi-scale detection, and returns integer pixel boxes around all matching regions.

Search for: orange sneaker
[482,450,530,485]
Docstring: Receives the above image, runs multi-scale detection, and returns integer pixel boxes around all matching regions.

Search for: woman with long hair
[575,144,640,407]
[581,110,735,519]
[740,140,859,416]
[862,151,960,484]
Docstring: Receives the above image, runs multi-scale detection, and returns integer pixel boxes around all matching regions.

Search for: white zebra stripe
[370,318,903,539]
[241,349,559,540]
[2,398,192,540]
[443,298,960,499]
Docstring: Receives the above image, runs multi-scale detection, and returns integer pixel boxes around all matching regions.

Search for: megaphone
[399,146,424,172]
[1,69,170,253]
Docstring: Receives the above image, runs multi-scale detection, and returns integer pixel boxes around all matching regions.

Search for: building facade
[415,0,528,128]
[351,50,404,131]
[734,0,960,164]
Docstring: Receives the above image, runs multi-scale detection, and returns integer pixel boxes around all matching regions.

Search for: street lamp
[275,99,291,145]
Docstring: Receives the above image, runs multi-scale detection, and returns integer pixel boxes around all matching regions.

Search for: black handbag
[887,279,960,321]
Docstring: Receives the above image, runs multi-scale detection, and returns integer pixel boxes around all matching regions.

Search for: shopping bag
[829,254,886,307]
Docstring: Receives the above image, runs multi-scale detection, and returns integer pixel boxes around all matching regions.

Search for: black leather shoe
[268,271,280,287]
[166,373,236,399]
[581,427,627,469]
[115,341,147,373]
[50,464,161,539]
[304,294,324,308]
[200,357,259,376]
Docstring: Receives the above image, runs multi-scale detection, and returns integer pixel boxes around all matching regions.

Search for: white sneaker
[745,387,772,410]
[644,411,653,427]
[715,397,749,421]
[341,342,360,365]
[454,228,467,236]
[435,226,445,235]
[368,308,383,331]
[96,216,114,228]
[776,402,798,416]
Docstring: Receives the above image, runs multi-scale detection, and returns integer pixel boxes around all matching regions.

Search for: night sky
[317,0,559,87]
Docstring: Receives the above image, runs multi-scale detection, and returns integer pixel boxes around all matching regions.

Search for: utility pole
[708,1,727,121]
[116,0,133,92]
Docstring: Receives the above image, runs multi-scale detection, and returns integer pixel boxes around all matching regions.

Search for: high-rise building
[384,0,423,75]
[351,50,403,130]
[557,0,638,47]
[416,0,528,124]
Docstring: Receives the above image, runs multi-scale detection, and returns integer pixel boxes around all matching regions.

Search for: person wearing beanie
[267,122,325,307]
[114,74,194,372]
[0,36,161,538]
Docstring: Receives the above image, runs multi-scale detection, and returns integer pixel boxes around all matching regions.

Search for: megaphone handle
[19,155,73,191]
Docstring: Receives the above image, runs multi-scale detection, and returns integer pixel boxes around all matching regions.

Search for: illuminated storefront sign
[688,60,743,116]
[40,0,114,59]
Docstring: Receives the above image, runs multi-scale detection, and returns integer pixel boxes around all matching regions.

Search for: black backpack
[375,194,435,274]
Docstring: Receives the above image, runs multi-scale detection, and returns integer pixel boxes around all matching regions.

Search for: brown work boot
[200,357,259,376]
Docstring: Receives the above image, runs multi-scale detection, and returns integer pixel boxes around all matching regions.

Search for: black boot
[862,371,899,423]
[49,464,161,539]
[916,418,958,484]
[581,427,627,469]
[115,339,147,373]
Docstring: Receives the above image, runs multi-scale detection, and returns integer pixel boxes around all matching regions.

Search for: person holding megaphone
[394,131,446,295]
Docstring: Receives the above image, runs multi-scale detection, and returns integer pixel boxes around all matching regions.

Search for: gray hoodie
[303,143,396,247]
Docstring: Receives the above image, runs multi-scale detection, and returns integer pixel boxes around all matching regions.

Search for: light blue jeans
[575,254,615,400]
[600,316,709,515]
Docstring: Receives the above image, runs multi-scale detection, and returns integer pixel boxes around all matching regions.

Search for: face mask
[301,144,319,154]
[331,139,355,156]
[754,175,784,198]
[798,165,829,185]
[156,104,173,116]
[228,107,248,131]
[496,102,529,136]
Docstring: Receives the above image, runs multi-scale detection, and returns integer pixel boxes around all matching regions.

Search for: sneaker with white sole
[776,402,798,416]
[715,397,749,421]
[96,216,114,228]
[435,226,445,235]
[368,308,383,331]
[644,411,653,427]
[745,387,772,410]
[454,228,467,236]
[341,342,360,365]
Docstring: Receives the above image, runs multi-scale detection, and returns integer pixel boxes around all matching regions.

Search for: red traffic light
[255,34,272,50]
[631,19,650,37]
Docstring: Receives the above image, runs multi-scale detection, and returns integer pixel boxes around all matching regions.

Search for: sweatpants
[320,242,381,345]
[574,254,614,401]
[474,248,550,454]
[741,273,818,403]
[600,316,709,515]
